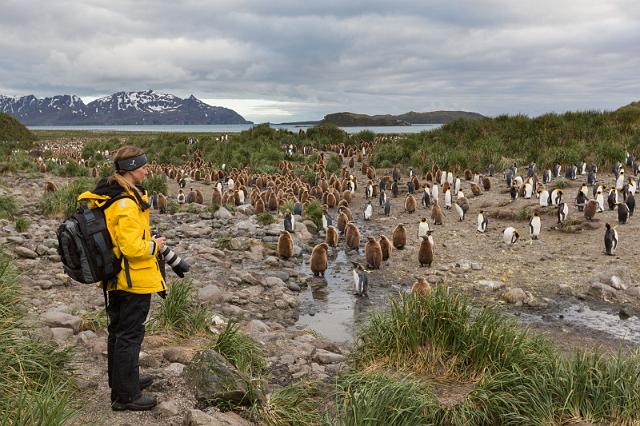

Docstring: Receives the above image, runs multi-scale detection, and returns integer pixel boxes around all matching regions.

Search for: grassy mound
[0,112,36,143]
[371,108,640,172]
[335,288,640,425]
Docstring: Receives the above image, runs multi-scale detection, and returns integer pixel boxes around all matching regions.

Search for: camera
[159,245,190,278]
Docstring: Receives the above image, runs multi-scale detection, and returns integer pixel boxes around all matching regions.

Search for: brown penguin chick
[404,194,417,213]
[418,235,434,267]
[348,156,355,168]
[185,188,196,204]
[326,225,339,247]
[91,167,98,178]
[392,224,407,249]
[341,206,354,221]
[344,222,361,252]
[212,188,222,205]
[233,190,242,205]
[44,181,58,193]
[584,199,598,221]
[411,277,432,295]
[482,176,491,191]
[326,192,337,208]
[195,189,204,204]
[366,166,376,179]
[268,192,279,211]
[277,231,294,259]
[464,169,473,181]
[310,242,329,277]
[365,237,383,269]
[431,200,444,225]
[442,181,450,192]
[155,193,167,214]
[342,190,352,204]
[255,197,266,214]
[338,199,349,209]
[379,235,392,261]
[470,183,481,196]
[336,211,348,234]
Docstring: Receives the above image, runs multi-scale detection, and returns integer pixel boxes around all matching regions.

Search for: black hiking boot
[111,393,157,411]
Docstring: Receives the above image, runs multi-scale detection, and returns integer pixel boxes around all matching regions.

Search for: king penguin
[284,212,295,233]
[529,212,541,240]
[477,210,488,233]
[604,223,618,256]
[618,202,630,224]
[503,227,519,245]
[557,202,568,224]
[364,201,373,221]
[418,217,430,238]
[351,262,369,296]
[444,188,452,209]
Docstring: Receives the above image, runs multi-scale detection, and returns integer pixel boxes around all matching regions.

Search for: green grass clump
[14,216,31,233]
[257,381,324,426]
[149,278,209,337]
[143,174,168,196]
[0,249,75,424]
[80,308,108,332]
[256,212,276,226]
[211,321,266,378]
[325,155,343,174]
[0,195,18,219]
[39,177,96,217]
[335,371,440,425]
[0,112,36,143]
[551,178,569,190]
[304,199,323,229]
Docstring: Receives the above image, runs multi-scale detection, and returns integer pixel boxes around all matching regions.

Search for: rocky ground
[2,152,639,425]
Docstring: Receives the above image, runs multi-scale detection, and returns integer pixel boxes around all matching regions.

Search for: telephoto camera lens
[160,246,190,277]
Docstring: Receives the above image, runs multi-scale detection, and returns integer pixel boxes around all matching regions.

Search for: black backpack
[57,194,133,284]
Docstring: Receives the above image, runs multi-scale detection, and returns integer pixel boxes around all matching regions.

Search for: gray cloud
[1,0,639,122]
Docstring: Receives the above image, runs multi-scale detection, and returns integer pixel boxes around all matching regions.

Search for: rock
[214,207,233,219]
[30,326,53,343]
[287,282,301,292]
[501,287,527,305]
[6,236,25,244]
[184,349,264,407]
[185,408,253,426]
[41,310,82,333]
[243,319,270,337]
[268,270,290,281]
[35,279,54,289]
[303,220,318,233]
[50,327,74,345]
[14,246,38,259]
[157,399,180,417]
[236,205,255,216]
[588,282,618,300]
[163,347,194,364]
[313,348,345,364]
[476,280,505,291]
[263,276,285,288]
[609,276,627,290]
[626,287,640,297]
[198,285,225,304]
[165,362,186,376]
[471,262,482,270]
[427,275,442,284]
[185,409,216,426]
[455,260,471,271]
[76,330,98,347]
[139,351,160,368]
[229,237,252,251]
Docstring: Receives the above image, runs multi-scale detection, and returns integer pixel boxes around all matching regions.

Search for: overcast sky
[1,0,639,122]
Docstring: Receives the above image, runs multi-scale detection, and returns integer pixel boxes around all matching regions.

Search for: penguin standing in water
[529,212,541,240]
[557,202,569,224]
[284,212,295,233]
[418,218,430,239]
[604,223,618,256]
[617,202,630,224]
[351,262,369,297]
[364,201,373,221]
[503,227,519,245]
[477,211,488,233]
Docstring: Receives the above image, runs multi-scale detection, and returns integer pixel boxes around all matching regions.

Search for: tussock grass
[256,212,276,226]
[0,249,75,424]
[39,177,95,217]
[258,381,324,426]
[14,216,31,233]
[143,174,168,196]
[211,321,266,378]
[149,278,209,337]
[0,195,18,219]
[304,199,323,229]
[80,308,108,332]
[337,288,640,425]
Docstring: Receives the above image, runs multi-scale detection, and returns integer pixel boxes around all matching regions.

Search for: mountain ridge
[0,90,252,125]
[279,110,485,126]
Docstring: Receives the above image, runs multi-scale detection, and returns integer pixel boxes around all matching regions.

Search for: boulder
[501,287,527,305]
[214,207,233,220]
[198,285,225,304]
[184,350,264,407]
[40,310,82,333]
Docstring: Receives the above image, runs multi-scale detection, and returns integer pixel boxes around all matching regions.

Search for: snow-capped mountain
[0,90,252,125]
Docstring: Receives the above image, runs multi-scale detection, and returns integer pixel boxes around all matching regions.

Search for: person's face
[128,164,149,185]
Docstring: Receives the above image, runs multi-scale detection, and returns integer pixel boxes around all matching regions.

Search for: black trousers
[106,290,151,403]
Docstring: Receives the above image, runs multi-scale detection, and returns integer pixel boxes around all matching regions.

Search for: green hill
[371,106,640,172]
[0,112,36,142]
[319,111,484,126]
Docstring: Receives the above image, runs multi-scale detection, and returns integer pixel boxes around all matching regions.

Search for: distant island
[280,110,485,126]
[0,90,252,125]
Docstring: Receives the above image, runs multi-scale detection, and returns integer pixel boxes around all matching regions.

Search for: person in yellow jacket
[78,146,165,411]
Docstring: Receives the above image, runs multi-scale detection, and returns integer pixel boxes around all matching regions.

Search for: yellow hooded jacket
[77,185,166,294]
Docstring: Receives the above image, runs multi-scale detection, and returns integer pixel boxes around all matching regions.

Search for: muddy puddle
[296,248,407,343]
[295,250,640,346]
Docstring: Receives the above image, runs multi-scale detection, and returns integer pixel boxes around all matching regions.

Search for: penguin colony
[39,138,639,301]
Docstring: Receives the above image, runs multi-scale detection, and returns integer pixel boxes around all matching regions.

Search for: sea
[27,123,442,135]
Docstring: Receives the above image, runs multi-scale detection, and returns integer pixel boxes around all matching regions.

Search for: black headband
[115,154,148,171]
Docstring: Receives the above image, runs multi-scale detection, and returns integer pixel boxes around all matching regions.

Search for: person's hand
[153,236,166,252]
